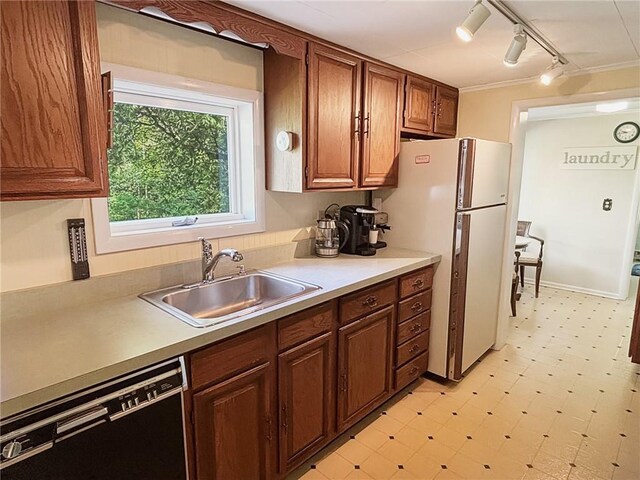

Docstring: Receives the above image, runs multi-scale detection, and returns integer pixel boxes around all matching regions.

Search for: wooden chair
[516,220,545,298]
[517,220,532,237]
[511,251,521,317]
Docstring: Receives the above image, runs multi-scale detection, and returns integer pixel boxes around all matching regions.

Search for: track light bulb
[540,59,564,85]
[456,0,491,42]
[503,24,527,67]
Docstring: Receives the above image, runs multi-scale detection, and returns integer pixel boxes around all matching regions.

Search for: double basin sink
[141,271,321,328]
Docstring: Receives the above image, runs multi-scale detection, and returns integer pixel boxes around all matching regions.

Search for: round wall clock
[614,121,640,143]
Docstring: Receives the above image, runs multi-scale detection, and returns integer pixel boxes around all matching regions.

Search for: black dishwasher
[0,357,188,480]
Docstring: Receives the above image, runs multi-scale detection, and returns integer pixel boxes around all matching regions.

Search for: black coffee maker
[339,205,378,256]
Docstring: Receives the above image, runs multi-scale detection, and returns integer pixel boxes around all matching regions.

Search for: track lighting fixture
[456,0,491,42]
[503,24,526,67]
[540,57,564,85]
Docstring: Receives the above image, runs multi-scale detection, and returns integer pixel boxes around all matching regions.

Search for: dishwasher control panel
[113,374,183,416]
[0,358,185,470]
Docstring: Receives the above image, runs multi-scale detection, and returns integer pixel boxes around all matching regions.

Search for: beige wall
[458,66,640,142]
[0,4,363,293]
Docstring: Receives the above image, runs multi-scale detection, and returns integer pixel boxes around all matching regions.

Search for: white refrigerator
[384,138,511,380]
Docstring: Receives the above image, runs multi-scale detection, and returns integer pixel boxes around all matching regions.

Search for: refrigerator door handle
[457,140,470,210]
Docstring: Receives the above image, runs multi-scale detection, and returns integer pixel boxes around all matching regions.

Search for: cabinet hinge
[190,410,195,426]
[305,53,309,65]
[305,166,309,178]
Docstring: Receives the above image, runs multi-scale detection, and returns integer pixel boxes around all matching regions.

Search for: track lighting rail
[486,0,568,64]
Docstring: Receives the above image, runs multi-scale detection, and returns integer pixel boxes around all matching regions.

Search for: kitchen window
[92,64,264,254]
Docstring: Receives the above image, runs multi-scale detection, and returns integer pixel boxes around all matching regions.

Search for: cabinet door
[278,332,335,472]
[193,363,276,480]
[433,85,459,137]
[337,305,395,431]
[307,43,361,189]
[1,0,108,200]
[360,63,404,188]
[403,76,434,134]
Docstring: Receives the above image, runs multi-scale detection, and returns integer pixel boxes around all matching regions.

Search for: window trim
[91,63,265,254]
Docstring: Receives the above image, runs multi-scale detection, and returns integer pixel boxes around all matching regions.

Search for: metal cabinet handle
[410,323,422,333]
[362,295,378,308]
[101,71,113,149]
[363,114,370,136]
[265,415,272,442]
[409,344,420,354]
[355,112,361,139]
[411,301,423,312]
[409,366,419,375]
[281,404,288,431]
[412,278,424,289]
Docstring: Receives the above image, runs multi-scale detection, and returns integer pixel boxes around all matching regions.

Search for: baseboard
[522,278,623,300]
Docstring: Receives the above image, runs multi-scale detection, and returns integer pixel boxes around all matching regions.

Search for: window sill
[91,208,265,254]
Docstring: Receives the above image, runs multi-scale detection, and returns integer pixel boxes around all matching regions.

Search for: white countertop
[1,248,440,418]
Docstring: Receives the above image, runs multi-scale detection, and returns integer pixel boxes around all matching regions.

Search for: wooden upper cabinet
[403,76,435,134]
[360,63,404,188]
[337,305,395,430]
[433,85,459,137]
[1,0,108,200]
[307,43,361,189]
[193,362,276,480]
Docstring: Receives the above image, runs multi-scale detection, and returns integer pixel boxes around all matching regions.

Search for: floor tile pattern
[289,282,640,480]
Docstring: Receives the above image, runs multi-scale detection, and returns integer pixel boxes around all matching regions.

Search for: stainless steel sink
[140,271,321,328]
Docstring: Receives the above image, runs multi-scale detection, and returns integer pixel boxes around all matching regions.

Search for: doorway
[494,87,640,350]
[516,98,640,299]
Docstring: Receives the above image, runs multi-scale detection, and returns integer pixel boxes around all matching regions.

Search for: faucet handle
[198,237,213,260]
[236,265,247,276]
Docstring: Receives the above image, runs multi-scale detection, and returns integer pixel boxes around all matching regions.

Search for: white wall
[518,112,640,298]
[0,4,364,293]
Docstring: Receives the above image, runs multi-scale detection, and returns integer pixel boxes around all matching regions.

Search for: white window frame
[91,63,265,254]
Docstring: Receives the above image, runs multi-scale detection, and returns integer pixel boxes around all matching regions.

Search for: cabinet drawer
[399,267,434,299]
[398,290,432,324]
[396,330,429,367]
[190,323,275,390]
[278,301,335,351]
[395,351,428,390]
[397,310,431,344]
[339,280,397,325]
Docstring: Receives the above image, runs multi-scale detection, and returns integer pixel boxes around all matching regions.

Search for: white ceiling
[226,0,640,89]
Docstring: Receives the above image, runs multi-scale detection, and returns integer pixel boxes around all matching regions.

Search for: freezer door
[458,139,511,210]
[448,205,507,380]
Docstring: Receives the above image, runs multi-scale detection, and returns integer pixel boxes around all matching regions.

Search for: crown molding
[459,60,640,93]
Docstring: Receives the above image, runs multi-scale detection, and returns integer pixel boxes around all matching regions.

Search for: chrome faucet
[199,238,244,282]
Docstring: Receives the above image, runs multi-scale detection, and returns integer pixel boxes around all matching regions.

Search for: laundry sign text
[560,146,638,170]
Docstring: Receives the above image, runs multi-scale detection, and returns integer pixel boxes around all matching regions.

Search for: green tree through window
[108,103,230,222]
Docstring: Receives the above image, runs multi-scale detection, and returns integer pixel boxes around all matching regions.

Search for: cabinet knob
[410,301,423,312]
[410,323,422,333]
[362,295,378,308]
[409,366,419,375]
[412,278,424,289]
[409,344,420,354]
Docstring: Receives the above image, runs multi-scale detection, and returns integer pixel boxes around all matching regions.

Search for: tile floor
[289,280,640,480]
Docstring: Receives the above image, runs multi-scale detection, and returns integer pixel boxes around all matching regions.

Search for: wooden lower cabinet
[188,268,434,479]
[192,362,276,480]
[337,305,395,430]
[278,331,335,472]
